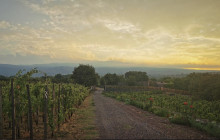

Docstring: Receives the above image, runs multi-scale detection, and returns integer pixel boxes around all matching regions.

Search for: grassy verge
[76,94,99,139]
[54,93,99,139]
[169,115,220,138]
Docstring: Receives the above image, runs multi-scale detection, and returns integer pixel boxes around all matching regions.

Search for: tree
[52,74,72,83]
[125,71,149,86]
[102,73,120,85]
[100,77,105,86]
[72,64,98,87]
[169,72,220,101]
[126,75,136,86]
[0,75,8,81]
[53,74,63,83]
[95,73,100,85]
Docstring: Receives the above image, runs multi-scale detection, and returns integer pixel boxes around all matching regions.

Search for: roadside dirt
[94,88,216,139]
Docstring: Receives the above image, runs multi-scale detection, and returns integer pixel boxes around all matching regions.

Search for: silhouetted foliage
[125,71,149,86]
[161,72,220,101]
[72,64,98,87]
[0,75,9,81]
[101,73,120,85]
[52,74,72,83]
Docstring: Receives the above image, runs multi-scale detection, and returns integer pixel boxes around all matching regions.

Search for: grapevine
[1,69,90,139]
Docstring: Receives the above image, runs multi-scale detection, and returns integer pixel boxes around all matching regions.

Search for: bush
[169,114,191,126]
[170,114,220,138]
[153,108,170,117]
[142,102,152,111]
[148,107,156,113]
[150,90,163,94]
[124,98,131,104]
[190,120,220,138]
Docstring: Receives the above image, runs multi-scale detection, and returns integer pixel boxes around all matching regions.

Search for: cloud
[0,0,220,69]
[0,21,11,29]
[1,19,219,67]
[0,53,54,65]
[99,19,140,34]
[19,0,62,16]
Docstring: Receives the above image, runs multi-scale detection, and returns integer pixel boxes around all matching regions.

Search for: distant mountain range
[0,63,219,78]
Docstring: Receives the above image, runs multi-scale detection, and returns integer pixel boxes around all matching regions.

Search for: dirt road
[93,88,214,139]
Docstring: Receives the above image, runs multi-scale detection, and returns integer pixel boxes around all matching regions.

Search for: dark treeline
[160,72,220,101]
[0,64,98,87]
[100,71,220,101]
[1,65,220,101]
[100,71,149,86]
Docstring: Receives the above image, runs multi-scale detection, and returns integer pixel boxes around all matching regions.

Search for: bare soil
[94,88,216,139]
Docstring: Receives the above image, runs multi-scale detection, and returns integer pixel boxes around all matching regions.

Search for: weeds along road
[93,88,215,139]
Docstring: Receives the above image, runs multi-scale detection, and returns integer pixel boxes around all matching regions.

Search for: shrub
[190,119,220,138]
[148,107,156,113]
[151,90,163,94]
[169,114,191,126]
[153,108,170,117]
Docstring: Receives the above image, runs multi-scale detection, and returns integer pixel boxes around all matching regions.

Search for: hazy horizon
[0,0,220,70]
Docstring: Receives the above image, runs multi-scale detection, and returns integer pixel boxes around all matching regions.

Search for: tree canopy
[101,73,120,85]
[125,71,149,86]
[52,74,72,83]
[161,72,220,101]
[125,71,149,81]
[100,71,149,86]
[72,64,98,87]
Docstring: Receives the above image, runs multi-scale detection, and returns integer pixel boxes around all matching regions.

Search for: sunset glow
[0,0,220,70]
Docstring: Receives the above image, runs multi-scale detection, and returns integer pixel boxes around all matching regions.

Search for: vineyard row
[0,80,90,140]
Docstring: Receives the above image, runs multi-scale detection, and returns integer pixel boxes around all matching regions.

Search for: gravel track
[93,88,215,139]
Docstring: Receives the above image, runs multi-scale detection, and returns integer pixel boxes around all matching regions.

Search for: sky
[0,0,220,70]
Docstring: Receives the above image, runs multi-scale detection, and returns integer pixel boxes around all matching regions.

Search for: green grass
[76,94,99,139]
[169,114,191,126]
[151,107,170,117]
[190,119,220,138]
[169,115,220,138]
